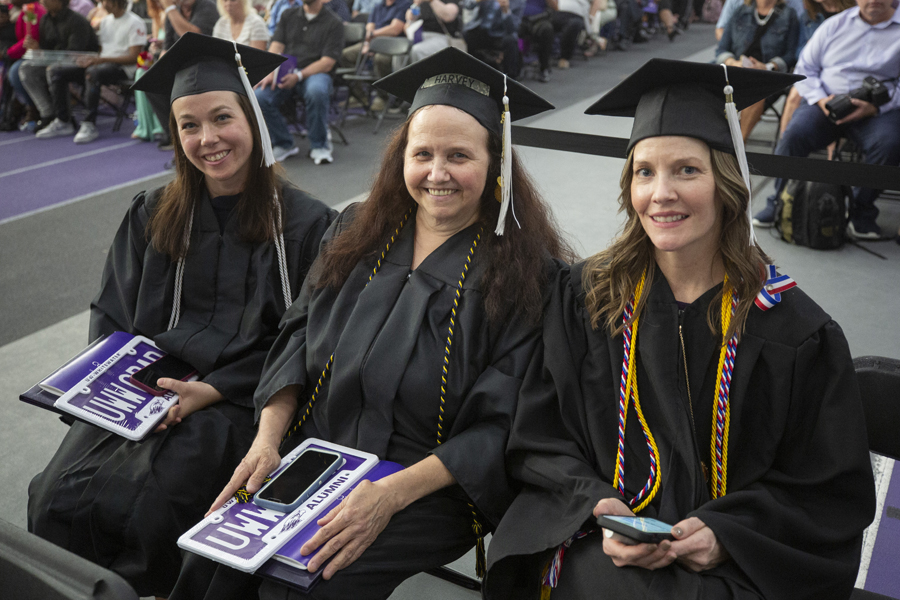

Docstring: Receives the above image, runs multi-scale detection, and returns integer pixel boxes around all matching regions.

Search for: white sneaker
[74,121,98,144]
[35,118,75,139]
[310,147,333,165]
[273,145,300,162]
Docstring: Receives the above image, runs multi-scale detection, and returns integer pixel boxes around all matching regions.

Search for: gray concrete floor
[1,23,898,599]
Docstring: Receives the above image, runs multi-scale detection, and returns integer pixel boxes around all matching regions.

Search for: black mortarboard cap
[585,58,803,155]
[131,32,285,104]
[373,47,554,135]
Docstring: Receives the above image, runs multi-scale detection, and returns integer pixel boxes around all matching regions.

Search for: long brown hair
[314,109,576,324]
[148,93,284,259]
[583,145,772,341]
[803,0,853,19]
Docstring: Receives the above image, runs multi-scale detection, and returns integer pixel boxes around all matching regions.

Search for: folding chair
[0,518,139,600]
[340,35,411,133]
[849,356,900,600]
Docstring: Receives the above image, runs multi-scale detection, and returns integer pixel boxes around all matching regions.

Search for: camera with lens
[825,76,891,122]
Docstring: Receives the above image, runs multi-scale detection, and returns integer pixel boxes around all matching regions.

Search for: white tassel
[235,41,276,168]
[495,75,514,236]
[721,64,755,245]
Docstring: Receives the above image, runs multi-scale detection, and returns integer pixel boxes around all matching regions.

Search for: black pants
[551,11,585,61]
[47,64,84,122]
[464,27,521,78]
[82,63,128,123]
[519,16,554,71]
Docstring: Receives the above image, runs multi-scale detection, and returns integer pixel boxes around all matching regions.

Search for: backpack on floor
[776,180,849,249]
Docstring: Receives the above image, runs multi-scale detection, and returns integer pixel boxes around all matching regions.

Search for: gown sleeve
[88,191,155,342]
[693,320,876,600]
[429,305,541,528]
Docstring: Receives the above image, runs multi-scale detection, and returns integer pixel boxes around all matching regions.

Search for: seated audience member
[754,0,900,239]
[463,0,523,77]
[551,0,587,69]
[166,47,571,600]
[587,0,615,52]
[352,0,379,18]
[146,0,218,148]
[265,0,298,33]
[1,0,46,131]
[324,0,351,19]
[484,59,876,600]
[340,0,410,110]
[213,0,269,48]
[405,0,461,62]
[27,34,334,599]
[255,0,342,164]
[716,0,798,140]
[778,0,853,134]
[518,0,554,82]
[19,0,98,135]
[715,0,802,38]
[35,0,145,143]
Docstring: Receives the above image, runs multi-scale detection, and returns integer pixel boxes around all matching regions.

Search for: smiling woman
[484,59,876,600]
[26,34,335,599]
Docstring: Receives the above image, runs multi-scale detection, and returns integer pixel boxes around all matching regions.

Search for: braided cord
[613,271,662,513]
[709,283,738,499]
[167,207,195,331]
[273,195,293,311]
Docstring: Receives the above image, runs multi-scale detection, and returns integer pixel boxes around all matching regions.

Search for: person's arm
[371,17,405,37]
[714,0,739,39]
[792,19,828,105]
[714,7,739,64]
[159,0,203,36]
[430,0,460,22]
[248,14,270,49]
[256,38,285,88]
[300,454,457,578]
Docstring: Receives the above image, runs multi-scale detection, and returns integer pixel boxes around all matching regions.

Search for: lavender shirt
[793,5,900,114]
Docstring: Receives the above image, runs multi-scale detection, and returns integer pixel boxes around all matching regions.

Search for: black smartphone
[254,449,346,512]
[129,355,197,396]
[596,515,675,544]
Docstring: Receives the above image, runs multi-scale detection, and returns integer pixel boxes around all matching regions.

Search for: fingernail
[674,527,683,537]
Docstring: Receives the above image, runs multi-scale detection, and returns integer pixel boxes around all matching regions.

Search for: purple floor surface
[0,115,171,222]
[866,465,900,596]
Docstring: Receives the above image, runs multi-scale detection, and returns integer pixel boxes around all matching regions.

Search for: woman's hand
[153,379,224,432]
[669,517,730,572]
[206,437,282,515]
[300,479,402,579]
[593,498,677,570]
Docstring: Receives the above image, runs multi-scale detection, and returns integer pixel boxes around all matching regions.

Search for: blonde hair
[217,0,252,19]
[582,144,772,341]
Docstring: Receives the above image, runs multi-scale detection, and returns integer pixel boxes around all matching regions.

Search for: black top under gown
[27,183,335,597]
[484,261,876,600]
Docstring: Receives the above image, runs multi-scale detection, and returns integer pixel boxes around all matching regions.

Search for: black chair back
[369,36,412,56]
[854,356,900,461]
[0,519,138,600]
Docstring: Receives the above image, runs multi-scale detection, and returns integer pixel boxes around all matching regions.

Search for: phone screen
[602,515,673,535]
[257,450,341,505]
[130,355,196,393]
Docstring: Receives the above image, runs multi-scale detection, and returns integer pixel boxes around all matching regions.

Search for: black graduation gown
[484,262,876,600]
[27,184,335,598]
[252,207,542,598]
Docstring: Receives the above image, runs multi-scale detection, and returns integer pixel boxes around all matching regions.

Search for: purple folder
[277,55,297,84]
[39,331,134,396]
[256,460,405,593]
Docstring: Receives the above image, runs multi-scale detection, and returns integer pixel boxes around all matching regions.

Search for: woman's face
[404,105,490,232]
[221,0,244,19]
[172,90,254,197]
[630,136,722,261]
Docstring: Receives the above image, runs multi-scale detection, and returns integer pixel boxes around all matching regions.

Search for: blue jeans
[767,102,900,224]
[255,72,332,150]
[8,61,34,108]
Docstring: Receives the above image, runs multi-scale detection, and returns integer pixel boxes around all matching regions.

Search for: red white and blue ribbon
[754,265,797,311]
[542,531,590,589]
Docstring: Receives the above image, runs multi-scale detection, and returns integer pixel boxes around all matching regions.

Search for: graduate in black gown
[27,34,335,598]
[484,59,877,600]
[170,48,574,600]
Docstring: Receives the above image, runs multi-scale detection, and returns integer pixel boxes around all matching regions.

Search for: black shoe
[33,118,53,133]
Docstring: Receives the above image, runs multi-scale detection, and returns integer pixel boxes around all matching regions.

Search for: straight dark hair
[148,93,284,259]
[313,107,576,324]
